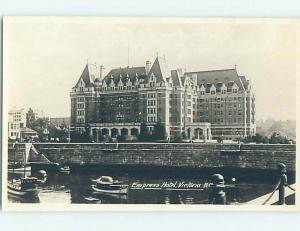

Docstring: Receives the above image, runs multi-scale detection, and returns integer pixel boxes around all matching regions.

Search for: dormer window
[210,84,216,95]
[221,89,227,94]
[149,74,156,88]
[232,83,239,94]
[200,91,205,95]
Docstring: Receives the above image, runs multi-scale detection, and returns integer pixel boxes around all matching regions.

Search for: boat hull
[91,185,128,195]
[8,186,39,197]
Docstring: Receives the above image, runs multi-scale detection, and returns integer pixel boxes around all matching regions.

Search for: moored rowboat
[8,177,40,197]
[91,176,129,195]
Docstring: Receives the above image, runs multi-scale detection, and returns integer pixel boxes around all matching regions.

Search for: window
[210,90,216,95]
[77,118,85,123]
[77,110,85,116]
[77,103,85,109]
[233,89,238,94]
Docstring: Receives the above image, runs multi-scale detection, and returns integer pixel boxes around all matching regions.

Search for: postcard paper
[2,17,299,211]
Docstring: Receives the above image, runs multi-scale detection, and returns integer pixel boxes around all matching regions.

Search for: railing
[209,162,296,205]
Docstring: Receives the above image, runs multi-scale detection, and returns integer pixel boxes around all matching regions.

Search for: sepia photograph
[1,17,298,211]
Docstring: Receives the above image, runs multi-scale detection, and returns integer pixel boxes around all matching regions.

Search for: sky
[4,17,297,120]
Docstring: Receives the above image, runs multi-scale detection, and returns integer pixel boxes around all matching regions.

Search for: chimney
[145,61,151,75]
[99,65,105,80]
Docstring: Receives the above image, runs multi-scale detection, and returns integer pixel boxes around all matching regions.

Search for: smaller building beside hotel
[8,108,27,140]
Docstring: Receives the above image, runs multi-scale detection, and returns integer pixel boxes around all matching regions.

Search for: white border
[2,16,300,212]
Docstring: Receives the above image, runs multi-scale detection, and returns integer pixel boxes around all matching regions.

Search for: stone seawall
[25,143,297,172]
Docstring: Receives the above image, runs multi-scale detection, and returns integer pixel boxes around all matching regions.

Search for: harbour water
[8,168,292,205]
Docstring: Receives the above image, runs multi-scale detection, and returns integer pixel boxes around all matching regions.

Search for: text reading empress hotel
[70,56,256,141]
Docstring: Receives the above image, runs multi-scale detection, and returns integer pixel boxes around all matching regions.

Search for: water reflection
[8,194,40,203]
[7,171,286,205]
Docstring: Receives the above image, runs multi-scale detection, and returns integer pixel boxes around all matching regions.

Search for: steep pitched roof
[73,64,98,89]
[239,76,249,89]
[185,69,248,91]
[148,56,170,82]
[103,66,147,85]
[171,70,182,87]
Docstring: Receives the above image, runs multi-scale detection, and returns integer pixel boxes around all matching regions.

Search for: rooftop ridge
[185,68,236,74]
[110,66,145,71]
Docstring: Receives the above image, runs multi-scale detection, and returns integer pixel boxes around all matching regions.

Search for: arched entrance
[184,122,211,142]
[121,128,129,136]
[102,128,109,136]
[194,128,203,140]
[187,128,192,139]
[131,128,139,136]
[111,128,119,137]
[92,128,100,142]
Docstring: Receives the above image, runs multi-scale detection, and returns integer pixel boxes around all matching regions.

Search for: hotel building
[70,56,255,141]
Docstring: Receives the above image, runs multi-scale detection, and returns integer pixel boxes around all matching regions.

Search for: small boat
[60,166,70,174]
[84,197,101,204]
[8,177,40,197]
[8,166,31,174]
[91,176,129,195]
[8,148,40,198]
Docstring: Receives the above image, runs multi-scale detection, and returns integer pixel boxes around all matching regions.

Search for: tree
[269,132,290,144]
[29,118,50,141]
[26,108,36,129]
[243,132,292,144]
[181,131,187,140]
[173,133,183,143]
[243,133,269,144]
[217,136,224,144]
[138,123,152,141]
[153,122,167,140]
[70,127,92,143]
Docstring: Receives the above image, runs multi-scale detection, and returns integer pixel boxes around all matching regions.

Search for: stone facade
[31,143,296,172]
[70,56,255,141]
